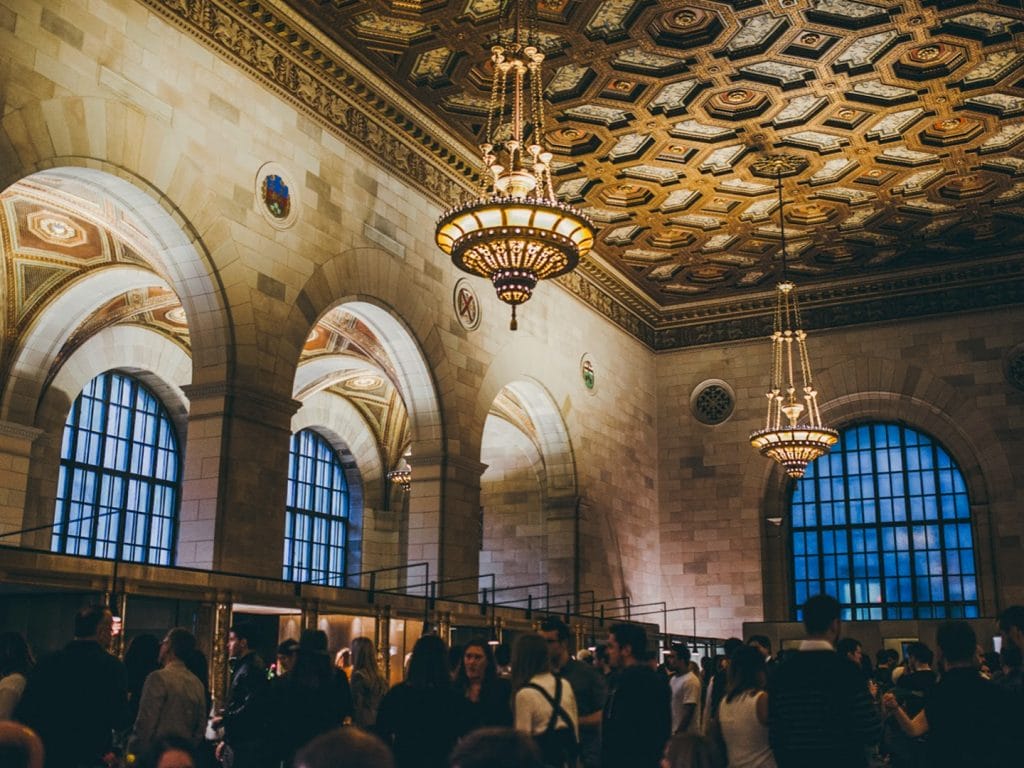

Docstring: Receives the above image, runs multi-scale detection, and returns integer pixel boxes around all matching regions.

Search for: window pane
[52,372,180,565]
[789,422,975,620]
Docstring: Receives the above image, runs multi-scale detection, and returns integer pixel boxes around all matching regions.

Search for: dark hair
[74,605,110,639]
[837,638,862,659]
[184,648,212,712]
[278,639,299,656]
[165,628,197,661]
[802,594,840,636]
[594,644,609,664]
[229,623,256,644]
[455,637,498,691]
[539,616,570,643]
[292,630,335,689]
[875,648,891,665]
[747,635,771,653]
[1001,641,1022,670]
[511,634,550,691]
[723,637,743,658]
[999,605,1024,633]
[406,635,451,689]
[905,641,933,666]
[449,727,543,768]
[124,633,161,693]
[295,726,394,768]
[0,632,34,677]
[609,623,647,661]
[670,643,691,664]
[936,621,977,664]
[726,645,767,702]
[493,643,511,667]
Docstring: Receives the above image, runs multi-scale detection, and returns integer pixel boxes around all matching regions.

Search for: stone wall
[657,306,1024,639]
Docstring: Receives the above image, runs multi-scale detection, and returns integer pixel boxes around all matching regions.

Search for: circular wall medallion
[690,379,735,425]
[255,162,299,230]
[580,353,597,394]
[453,278,481,331]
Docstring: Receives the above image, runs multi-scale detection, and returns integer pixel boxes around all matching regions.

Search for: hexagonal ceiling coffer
[599,182,654,207]
[939,174,998,200]
[705,87,772,120]
[647,7,725,49]
[919,116,985,146]
[893,42,969,81]
[649,228,697,249]
[786,202,838,226]
[545,127,602,156]
[26,209,89,248]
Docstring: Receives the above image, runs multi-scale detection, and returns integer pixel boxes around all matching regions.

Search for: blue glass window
[283,429,349,586]
[791,423,977,621]
[53,372,180,565]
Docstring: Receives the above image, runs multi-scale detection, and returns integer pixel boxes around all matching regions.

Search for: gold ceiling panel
[286,0,1024,310]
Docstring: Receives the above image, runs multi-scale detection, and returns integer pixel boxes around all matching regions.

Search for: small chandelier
[435,0,594,331]
[387,448,411,492]
[749,155,838,479]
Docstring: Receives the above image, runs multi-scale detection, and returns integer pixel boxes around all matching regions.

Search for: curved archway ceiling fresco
[279,0,1024,345]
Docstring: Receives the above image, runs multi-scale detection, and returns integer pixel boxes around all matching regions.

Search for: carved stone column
[211,597,233,711]
[178,384,300,577]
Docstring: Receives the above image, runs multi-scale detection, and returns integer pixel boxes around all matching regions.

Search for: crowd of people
[1,599,1023,768]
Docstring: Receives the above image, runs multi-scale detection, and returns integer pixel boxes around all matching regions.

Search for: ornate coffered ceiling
[147,0,1024,347]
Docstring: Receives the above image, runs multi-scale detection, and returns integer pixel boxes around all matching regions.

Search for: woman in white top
[511,634,578,767]
[716,645,776,768]
[0,632,34,720]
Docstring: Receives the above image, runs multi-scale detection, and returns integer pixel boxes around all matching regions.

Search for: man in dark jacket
[216,623,270,768]
[768,594,879,768]
[601,623,671,768]
[17,604,130,768]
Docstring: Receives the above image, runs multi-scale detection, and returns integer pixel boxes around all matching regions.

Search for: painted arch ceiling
[275,0,1024,345]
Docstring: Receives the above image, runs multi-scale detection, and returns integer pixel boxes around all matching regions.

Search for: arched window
[790,422,977,621]
[284,429,350,586]
[53,371,180,565]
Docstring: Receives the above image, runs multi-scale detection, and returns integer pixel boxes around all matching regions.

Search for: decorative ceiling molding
[140,0,1024,350]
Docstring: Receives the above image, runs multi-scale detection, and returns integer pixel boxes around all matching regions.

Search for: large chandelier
[435,0,594,331]
[749,155,838,479]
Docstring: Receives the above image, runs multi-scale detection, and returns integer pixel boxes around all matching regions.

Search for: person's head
[747,635,771,660]
[147,736,198,768]
[725,645,766,701]
[351,637,383,679]
[228,623,254,659]
[0,722,44,768]
[300,629,329,655]
[607,623,646,668]
[160,628,197,666]
[124,634,161,680]
[665,643,691,674]
[905,641,933,670]
[538,616,571,667]
[449,727,543,768]
[999,605,1024,654]
[74,605,114,648]
[511,633,550,690]
[0,632,34,677]
[722,637,743,660]
[406,634,450,688]
[295,726,394,768]
[335,647,352,669]
[594,643,610,669]
[837,638,863,666]
[458,638,496,687]
[936,621,977,667]
[802,594,841,643]
[276,639,299,675]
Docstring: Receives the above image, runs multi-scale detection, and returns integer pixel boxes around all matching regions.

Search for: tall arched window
[791,422,978,621]
[284,429,350,586]
[53,371,180,565]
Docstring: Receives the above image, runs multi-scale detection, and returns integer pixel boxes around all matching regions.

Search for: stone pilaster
[0,421,44,545]
[177,384,300,578]
[545,495,580,603]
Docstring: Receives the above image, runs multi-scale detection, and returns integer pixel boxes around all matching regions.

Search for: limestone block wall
[0,0,661,606]
[657,306,1024,639]
[480,416,546,595]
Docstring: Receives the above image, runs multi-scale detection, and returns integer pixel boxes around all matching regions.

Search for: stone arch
[23,325,192,549]
[293,354,389,401]
[480,376,578,599]
[0,98,233,392]
[759,357,1010,620]
[277,250,444,457]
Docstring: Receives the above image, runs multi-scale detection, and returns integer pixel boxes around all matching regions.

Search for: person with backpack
[512,634,579,768]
